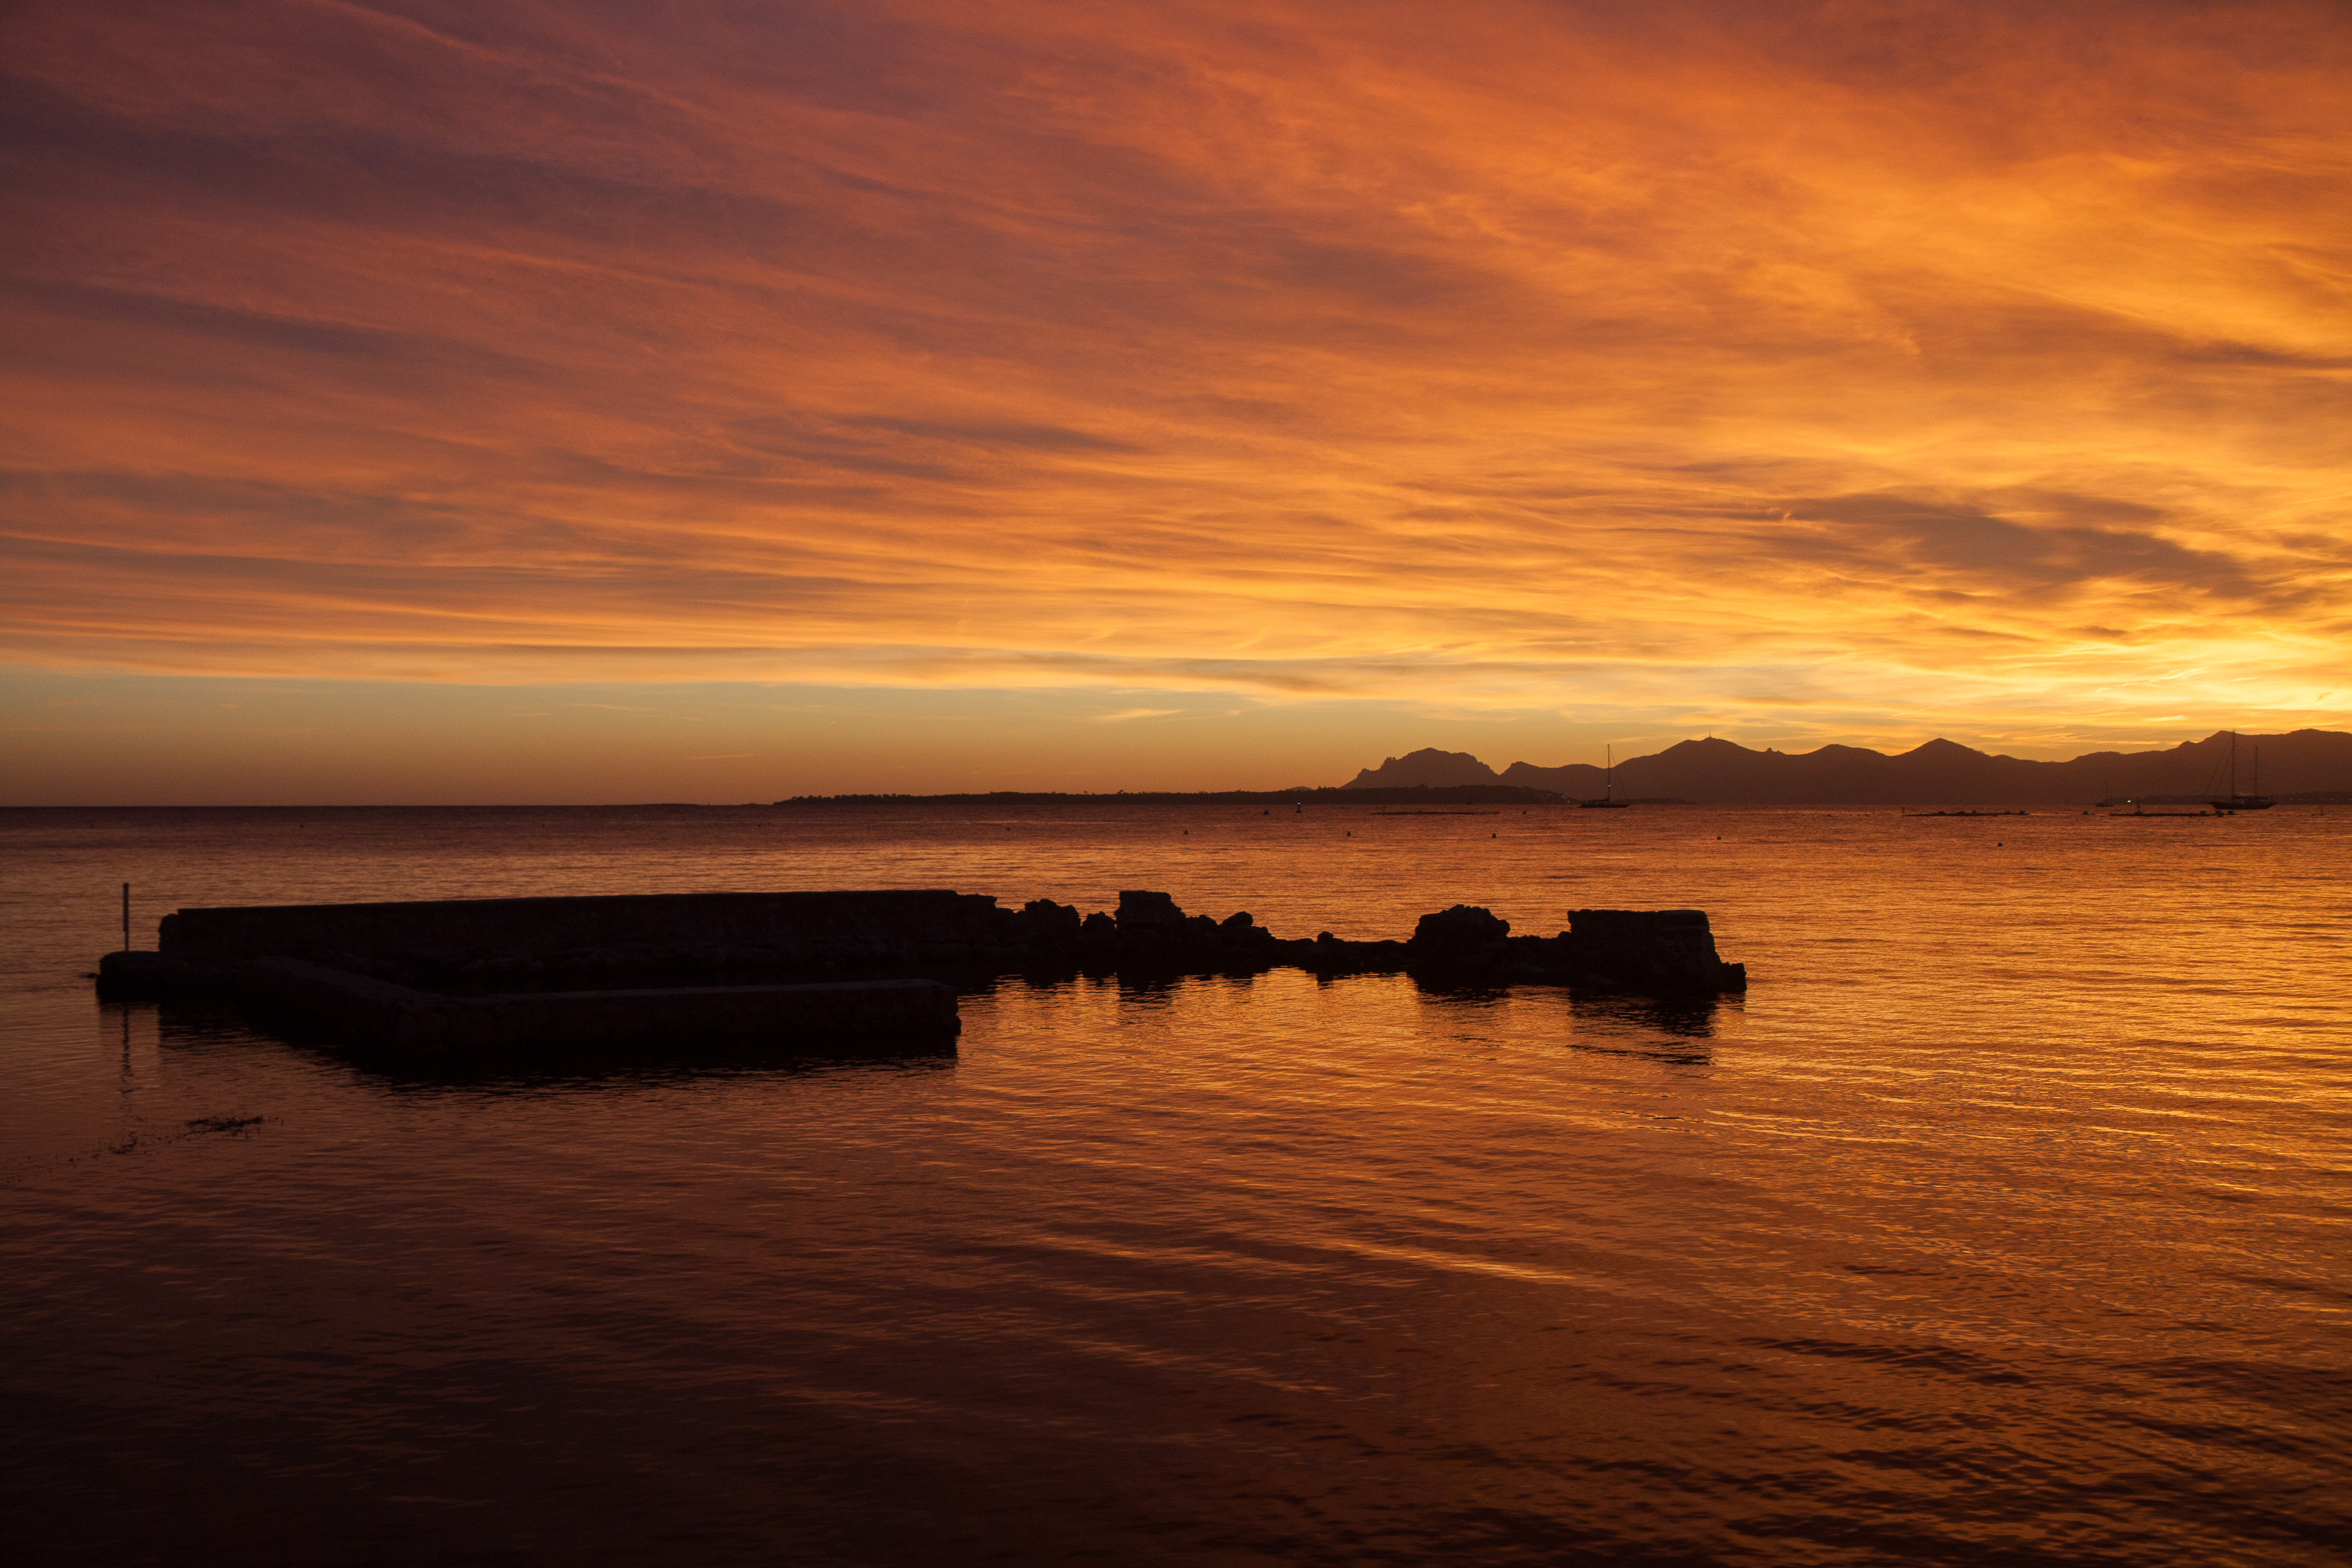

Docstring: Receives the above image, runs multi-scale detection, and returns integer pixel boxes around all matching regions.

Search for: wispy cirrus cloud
[0,0,2345,792]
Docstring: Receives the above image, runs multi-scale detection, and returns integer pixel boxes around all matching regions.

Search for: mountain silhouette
[1344,730,2351,804]
[1342,748,1501,789]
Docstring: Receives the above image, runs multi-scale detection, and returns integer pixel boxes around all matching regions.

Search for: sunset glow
[4,0,2347,798]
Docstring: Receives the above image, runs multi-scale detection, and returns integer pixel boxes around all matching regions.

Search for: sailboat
[2212,730,2275,811]
[1578,745,1630,808]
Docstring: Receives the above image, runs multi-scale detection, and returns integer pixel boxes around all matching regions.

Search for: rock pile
[1398,904,1747,992]
[1067,891,1744,993]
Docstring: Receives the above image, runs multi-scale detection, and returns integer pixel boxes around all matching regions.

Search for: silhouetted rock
[1400,905,1514,981]
[1559,909,1746,994]
[1097,891,1282,972]
[1409,904,1511,954]
[1117,890,1183,929]
[1019,898,1082,945]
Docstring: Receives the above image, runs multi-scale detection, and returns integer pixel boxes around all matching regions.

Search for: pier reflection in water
[3,803,2347,1566]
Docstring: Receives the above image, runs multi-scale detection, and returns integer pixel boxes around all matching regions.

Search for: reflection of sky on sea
[4,803,2347,1560]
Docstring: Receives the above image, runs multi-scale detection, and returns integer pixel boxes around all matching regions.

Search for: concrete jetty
[156,889,1010,968]
[237,958,957,1055]
[96,886,1747,1055]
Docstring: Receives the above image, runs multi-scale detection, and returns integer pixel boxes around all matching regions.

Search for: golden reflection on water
[1,805,2346,1564]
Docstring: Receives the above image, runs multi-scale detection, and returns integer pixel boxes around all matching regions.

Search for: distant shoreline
[10,791,2351,809]
[8,791,2348,811]
[775,785,1568,806]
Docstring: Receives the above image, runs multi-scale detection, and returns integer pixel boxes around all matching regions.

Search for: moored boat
[2210,731,2274,811]
[1578,744,1630,808]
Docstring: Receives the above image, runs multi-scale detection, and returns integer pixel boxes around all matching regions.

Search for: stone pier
[97,886,1748,1055]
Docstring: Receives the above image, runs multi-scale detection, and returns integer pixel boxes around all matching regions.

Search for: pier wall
[161,890,1007,965]
[239,958,959,1054]
[109,886,1747,1055]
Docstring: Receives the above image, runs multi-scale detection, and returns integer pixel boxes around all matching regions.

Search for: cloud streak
[1,0,2346,765]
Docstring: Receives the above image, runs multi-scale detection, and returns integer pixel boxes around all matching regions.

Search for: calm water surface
[3,804,2347,1565]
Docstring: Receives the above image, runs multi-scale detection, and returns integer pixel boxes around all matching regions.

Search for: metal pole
[122,882,130,951]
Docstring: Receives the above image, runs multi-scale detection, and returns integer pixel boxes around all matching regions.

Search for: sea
[2,802,2346,1566]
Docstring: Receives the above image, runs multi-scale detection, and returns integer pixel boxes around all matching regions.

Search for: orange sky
[3,0,2348,801]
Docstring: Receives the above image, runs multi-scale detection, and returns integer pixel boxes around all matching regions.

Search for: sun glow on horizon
[2,0,2347,799]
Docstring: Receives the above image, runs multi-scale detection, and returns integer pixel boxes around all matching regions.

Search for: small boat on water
[1579,745,1630,808]
[2210,731,2274,811]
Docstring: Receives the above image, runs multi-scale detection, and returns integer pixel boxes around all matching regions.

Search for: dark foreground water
[3,803,2347,1566]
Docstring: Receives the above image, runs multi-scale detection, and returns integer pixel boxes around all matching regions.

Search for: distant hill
[1342,748,1501,789]
[1344,730,2352,805]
